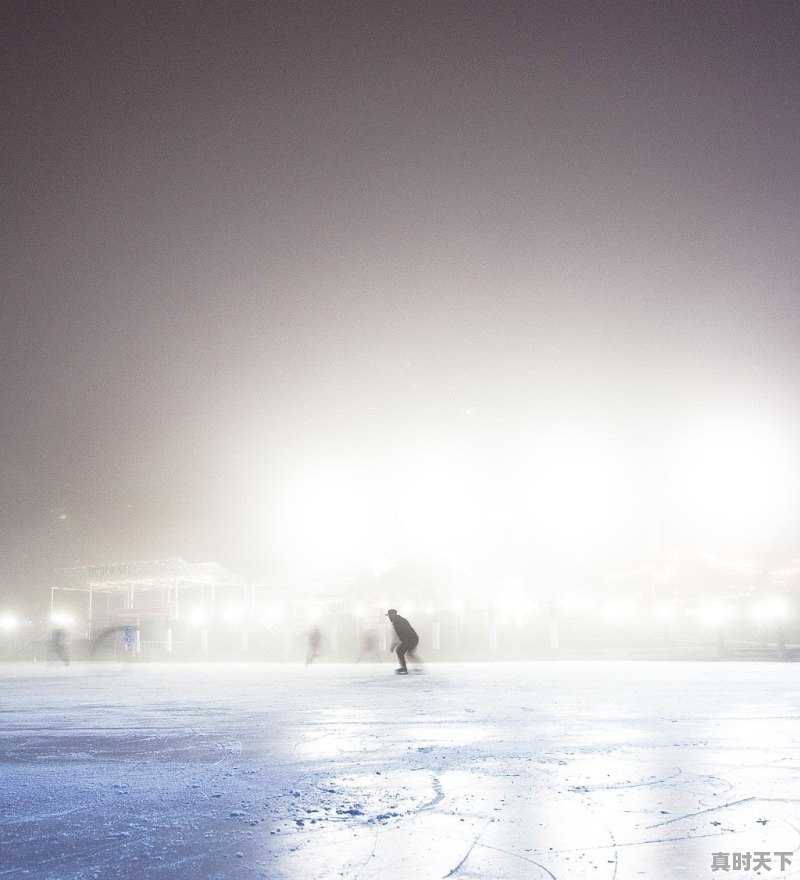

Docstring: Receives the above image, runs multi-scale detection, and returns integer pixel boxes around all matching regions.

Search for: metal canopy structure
[55,558,245,592]
[51,558,247,652]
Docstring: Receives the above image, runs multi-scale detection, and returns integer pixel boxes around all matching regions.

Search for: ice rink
[1,661,799,880]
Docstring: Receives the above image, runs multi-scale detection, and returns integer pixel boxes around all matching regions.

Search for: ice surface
[1,661,799,879]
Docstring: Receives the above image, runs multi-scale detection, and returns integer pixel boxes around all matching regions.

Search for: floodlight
[0,613,19,633]
[50,612,73,627]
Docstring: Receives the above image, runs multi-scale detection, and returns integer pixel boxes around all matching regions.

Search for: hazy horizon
[3,1,800,609]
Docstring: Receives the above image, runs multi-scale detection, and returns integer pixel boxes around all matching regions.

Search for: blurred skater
[386,609,420,674]
[89,625,138,660]
[356,630,380,663]
[306,625,322,664]
[50,628,70,666]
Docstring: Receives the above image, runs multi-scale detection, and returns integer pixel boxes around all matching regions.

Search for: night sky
[2,1,800,608]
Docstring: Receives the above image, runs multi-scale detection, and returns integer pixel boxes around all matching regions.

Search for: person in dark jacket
[386,609,419,674]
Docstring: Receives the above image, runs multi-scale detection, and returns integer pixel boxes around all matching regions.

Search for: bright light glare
[51,612,73,627]
[602,600,637,622]
[523,441,628,551]
[751,598,790,623]
[697,602,732,627]
[671,415,793,539]
[393,459,480,551]
[263,604,284,623]
[222,605,243,625]
[654,602,675,620]
[282,473,370,565]
[561,593,594,613]
[307,604,323,621]
[499,591,537,615]
[0,613,19,632]
[188,608,208,627]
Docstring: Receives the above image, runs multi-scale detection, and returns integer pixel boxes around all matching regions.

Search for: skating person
[356,631,379,663]
[306,625,322,664]
[386,609,419,674]
[89,625,129,659]
[50,628,70,666]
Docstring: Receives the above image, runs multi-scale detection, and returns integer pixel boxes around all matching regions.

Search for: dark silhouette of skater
[50,629,70,666]
[386,609,420,674]
[306,625,322,664]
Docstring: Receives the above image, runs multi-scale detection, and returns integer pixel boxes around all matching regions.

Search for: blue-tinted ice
[1,661,798,879]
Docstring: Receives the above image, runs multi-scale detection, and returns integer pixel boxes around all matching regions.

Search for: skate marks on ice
[2,662,800,879]
[268,665,800,880]
[528,757,800,880]
[265,767,562,880]
[273,751,800,880]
